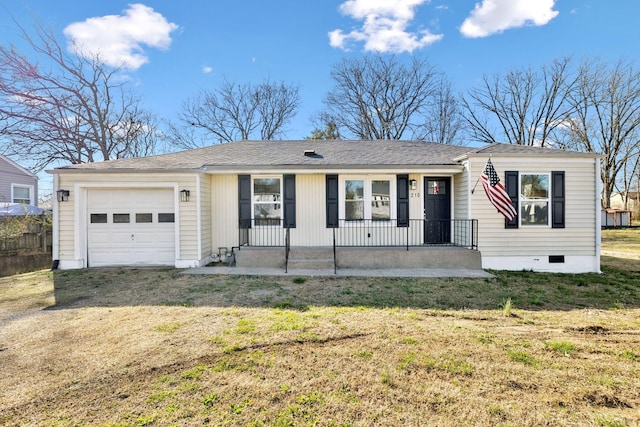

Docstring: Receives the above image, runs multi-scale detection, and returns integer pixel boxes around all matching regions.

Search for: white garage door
[87,188,176,267]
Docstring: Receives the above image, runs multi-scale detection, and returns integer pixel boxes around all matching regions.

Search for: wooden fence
[1,215,52,276]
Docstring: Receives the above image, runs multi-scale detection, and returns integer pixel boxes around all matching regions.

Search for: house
[609,191,639,212]
[0,154,38,206]
[49,140,602,273]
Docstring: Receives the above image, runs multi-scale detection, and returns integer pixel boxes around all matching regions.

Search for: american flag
[480,159,517,220]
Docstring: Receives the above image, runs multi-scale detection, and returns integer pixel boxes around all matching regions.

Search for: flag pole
[471,176,481,194]
[471,156,491,194]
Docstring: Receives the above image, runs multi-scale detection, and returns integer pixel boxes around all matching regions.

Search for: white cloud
[63,3,179,70]
[202,66,213,74]
[460,0,559,38]
[329,0,443,53]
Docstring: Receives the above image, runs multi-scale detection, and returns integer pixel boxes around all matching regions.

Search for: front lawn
[0,229,638,426]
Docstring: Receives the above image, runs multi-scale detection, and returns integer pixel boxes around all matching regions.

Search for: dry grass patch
[602,227,640,261]
[0,230,639,426]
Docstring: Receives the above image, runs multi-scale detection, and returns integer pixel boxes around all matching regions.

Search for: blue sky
[2,0,638,141]
[1,0,639,201]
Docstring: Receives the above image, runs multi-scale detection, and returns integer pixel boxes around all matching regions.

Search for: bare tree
[417,78,464,145]
[172,79,300,149]
[320,55,455,142]
[461,57,577,146]
[563,59,640,208]
[0,21,158,172]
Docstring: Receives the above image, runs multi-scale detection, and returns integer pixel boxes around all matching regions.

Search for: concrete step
[287,258,334,270]
[287,247,335,270]
[288,247,334,259]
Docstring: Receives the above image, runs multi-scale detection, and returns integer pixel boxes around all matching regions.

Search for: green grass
[545,340,578,356]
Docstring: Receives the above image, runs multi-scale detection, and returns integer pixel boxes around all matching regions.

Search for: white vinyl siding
[470,157,598,258]
[408,173,423,221]
[210,175,240,251]
[290,174,332,246]
[454,169,468,220]
[200,175,212,259]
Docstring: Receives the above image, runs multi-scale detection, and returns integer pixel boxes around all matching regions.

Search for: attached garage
[86,188,176,267]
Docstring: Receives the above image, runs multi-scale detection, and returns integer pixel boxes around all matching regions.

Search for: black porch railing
[238,219,478,250]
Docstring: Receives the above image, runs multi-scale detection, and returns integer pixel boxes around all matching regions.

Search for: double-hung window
[12,184,33,205]
[253,177,282,226]
[341,176,393,222]
[520,173,549,226]
[505,170,564,229]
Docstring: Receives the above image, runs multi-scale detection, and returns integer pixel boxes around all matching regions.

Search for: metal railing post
[333,226,337,274]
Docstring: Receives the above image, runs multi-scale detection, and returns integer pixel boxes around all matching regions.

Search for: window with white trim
[520,173,549,226]
[12,184,33,204]
[253,176,282,225]
[340,176,394,222]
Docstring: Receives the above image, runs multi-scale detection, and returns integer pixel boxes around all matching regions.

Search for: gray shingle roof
[52,140,599,173]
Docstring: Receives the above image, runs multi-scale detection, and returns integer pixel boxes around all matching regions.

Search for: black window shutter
[326,174,339,228]
[283,174,296,228]
[504,171,519,229]
[238,174,251,228]
[397,174,409,227]
[552,171,565,228]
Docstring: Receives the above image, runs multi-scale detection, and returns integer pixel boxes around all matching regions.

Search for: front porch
[235,245,483,271]
[226,218,484,275]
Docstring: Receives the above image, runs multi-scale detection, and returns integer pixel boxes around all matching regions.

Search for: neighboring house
[609,191,639,212]
[49,140,602,273]
[0,154,38,206]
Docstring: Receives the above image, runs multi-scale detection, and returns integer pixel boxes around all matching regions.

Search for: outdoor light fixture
[409,179,417,190]
[180,189,190,202]
[56,189,70,202]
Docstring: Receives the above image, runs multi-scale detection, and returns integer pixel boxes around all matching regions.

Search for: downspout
[52,173,60,264]
[595,158,602,273]
[465,160,473,220]
[196,174,202,263]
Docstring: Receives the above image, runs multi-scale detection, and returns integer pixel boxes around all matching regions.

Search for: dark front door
[424,177,451,244]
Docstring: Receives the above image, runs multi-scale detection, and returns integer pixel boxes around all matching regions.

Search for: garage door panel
[87,188,176,267]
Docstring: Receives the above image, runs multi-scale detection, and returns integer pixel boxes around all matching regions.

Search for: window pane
[345,200,364,220]
[136,213,153,223]
[90,213,108,224]
[427,180,446,195]
[158,213,175,223]
[345,180,364,200]
[371,180,390,221]
[345,180,364,221]
[14,187,30,198]
[12,186,31,204]
[521,201,548,225]
[254,178,281,202]
[253,178,282,224]
[254,204,281,220]
[521,175,548,198]
[113,213,130,223]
